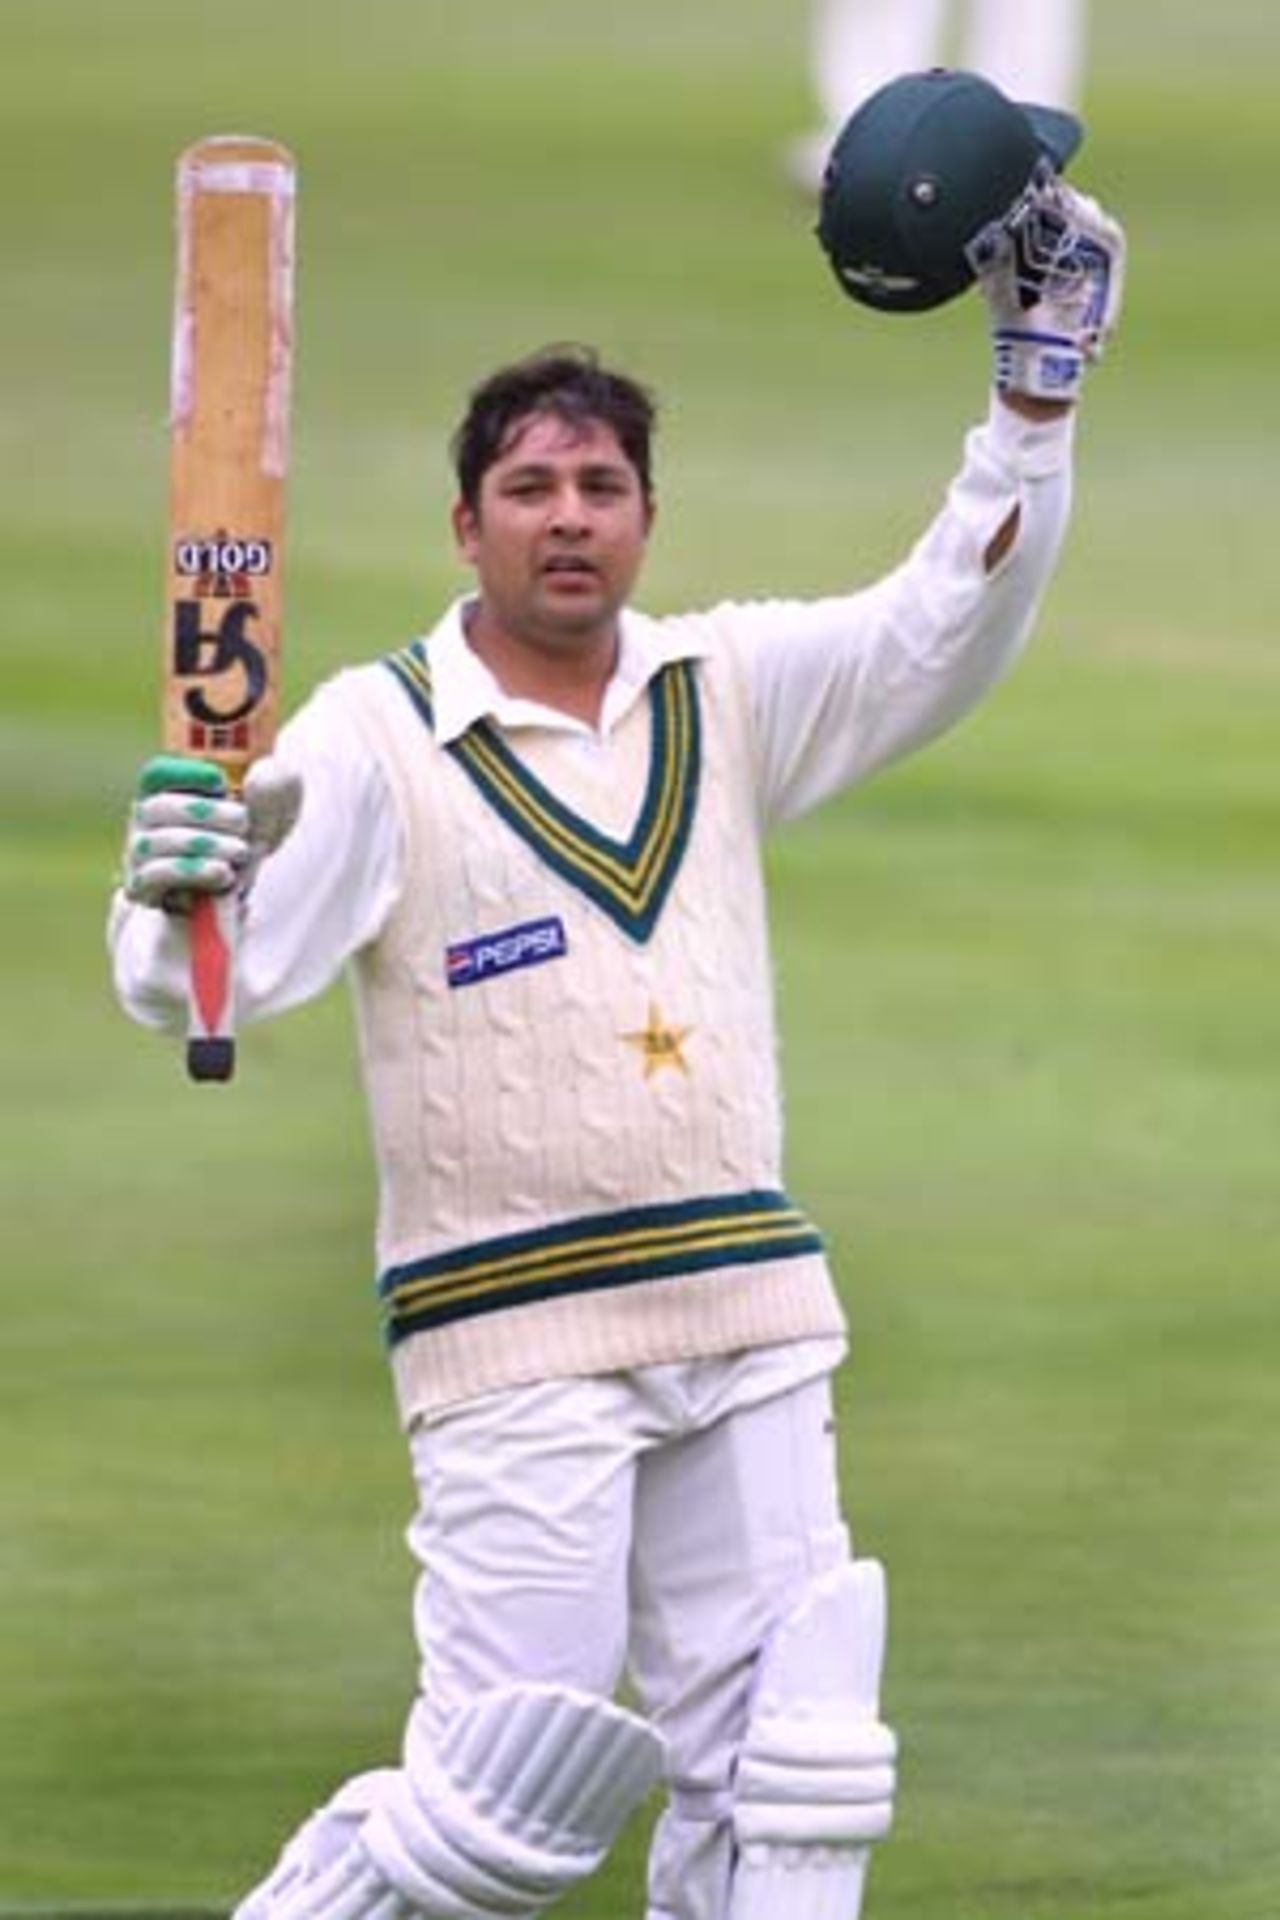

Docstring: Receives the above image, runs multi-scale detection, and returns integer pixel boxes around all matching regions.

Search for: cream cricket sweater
[110,405,1076,1420]
[343,634,845,1421]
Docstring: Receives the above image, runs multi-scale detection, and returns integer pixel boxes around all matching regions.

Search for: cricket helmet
[816,67,1083,313]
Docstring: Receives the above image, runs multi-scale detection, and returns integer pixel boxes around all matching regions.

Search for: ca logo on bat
[171,530,271,726]
[171,598,269,725]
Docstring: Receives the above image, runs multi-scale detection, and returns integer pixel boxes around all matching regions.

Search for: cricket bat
[163,133,296,1082]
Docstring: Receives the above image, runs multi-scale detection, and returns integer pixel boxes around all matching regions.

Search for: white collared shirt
[426,599,702,748]
[110,399,1074,1027]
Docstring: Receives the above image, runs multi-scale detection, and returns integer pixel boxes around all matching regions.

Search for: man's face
[452,411,653,658]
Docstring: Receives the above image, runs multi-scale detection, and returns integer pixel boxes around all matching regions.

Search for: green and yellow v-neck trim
[384,638,702,944]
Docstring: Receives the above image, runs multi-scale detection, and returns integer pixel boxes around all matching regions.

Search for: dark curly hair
[451,344,657,512]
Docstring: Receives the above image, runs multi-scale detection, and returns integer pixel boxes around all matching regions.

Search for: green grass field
[3,1,1279,1914]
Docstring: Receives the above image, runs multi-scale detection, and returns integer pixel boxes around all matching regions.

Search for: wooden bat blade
[163,135,295,1083]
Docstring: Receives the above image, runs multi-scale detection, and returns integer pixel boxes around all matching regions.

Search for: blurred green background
[3,2,1278,1915]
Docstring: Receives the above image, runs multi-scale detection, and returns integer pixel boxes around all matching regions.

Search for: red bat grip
[186,889,239,1081]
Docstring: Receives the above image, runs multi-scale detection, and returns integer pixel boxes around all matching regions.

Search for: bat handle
[186,889,239,1081]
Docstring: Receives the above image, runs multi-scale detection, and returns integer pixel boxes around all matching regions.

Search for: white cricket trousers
[406,1341,852,1920]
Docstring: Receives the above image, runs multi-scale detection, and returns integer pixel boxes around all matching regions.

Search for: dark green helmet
[816,67,1083,313]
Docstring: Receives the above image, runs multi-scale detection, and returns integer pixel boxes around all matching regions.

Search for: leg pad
[729,1560,897,1920]
[256,1684,663,1920]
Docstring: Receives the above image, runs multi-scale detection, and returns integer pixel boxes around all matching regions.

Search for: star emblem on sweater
[621,1002,693,1079]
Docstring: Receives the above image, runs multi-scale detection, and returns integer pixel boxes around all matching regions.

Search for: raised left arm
[738,175,1126,824]
[728,396,1075,825]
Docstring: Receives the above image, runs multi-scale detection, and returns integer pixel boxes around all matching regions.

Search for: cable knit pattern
[343,642,845,1423]
[104,407,1077,1424]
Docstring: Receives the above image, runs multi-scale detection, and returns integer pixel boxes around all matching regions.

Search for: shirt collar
[423,597,709,745]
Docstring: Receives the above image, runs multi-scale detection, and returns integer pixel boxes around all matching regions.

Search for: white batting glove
[125,753,302,912]
[969,168,1126,403]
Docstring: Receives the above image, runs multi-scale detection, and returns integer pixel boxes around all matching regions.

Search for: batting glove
[970,168,1126,403]
[125,753,302,912]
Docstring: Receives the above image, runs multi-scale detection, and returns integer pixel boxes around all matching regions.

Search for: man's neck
[462,604,619,728]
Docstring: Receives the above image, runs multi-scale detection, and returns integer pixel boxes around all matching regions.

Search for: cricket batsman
[109,72,1124,1920]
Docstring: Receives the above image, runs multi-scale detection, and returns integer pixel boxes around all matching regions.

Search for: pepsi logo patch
[446,915,568,989]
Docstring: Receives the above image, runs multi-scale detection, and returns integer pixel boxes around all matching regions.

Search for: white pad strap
[268,1684,664,1920]
[730,1559,897,1920]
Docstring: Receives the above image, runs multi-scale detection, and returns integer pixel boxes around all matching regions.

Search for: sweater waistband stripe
[378,1190,824,1344]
